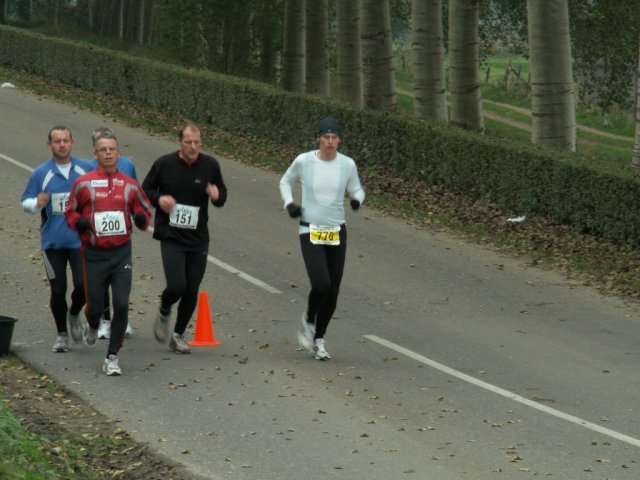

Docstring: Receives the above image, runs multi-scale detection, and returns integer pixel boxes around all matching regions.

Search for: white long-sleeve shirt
[279,150,365,234]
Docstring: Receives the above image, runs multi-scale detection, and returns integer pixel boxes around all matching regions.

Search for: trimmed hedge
[2,25,640,246]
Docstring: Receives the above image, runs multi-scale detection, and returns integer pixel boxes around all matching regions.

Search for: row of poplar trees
[283,0,573,152]
[281,0,640,165]
[2,0,639,164]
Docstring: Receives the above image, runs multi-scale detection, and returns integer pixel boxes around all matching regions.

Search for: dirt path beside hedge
[395,87,635,144]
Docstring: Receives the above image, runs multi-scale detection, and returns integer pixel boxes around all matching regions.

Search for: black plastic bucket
[0,316,17,356]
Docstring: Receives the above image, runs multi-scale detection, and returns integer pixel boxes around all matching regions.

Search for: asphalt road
[1,84,640,480]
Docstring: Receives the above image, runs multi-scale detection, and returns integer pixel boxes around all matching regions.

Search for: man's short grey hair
[92,127,115,146]
[93,133,118,148]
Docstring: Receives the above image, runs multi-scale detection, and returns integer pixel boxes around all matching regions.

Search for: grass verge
[0,375,101,479]
[0,356,201,480]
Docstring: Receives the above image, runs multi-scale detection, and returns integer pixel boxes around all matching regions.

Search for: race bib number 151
[169,204,199,229]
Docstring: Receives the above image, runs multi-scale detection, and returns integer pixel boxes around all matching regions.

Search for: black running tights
[160,240,209,335]
[299,225,347,339]
[42,248,85,334]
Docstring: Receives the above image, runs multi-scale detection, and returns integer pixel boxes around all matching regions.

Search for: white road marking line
[0,153,34,172]
[206,254,281,294]
[364,334,640,449]
[2,152,281,294]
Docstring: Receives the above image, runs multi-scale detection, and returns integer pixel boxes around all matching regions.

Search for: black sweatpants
[299,225,347,339]
[160,240,209,335]
[82,243,132,355]
[42,248,85,334]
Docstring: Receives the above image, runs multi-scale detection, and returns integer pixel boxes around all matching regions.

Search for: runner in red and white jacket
[65,133,152,376]
[65,167,151,249]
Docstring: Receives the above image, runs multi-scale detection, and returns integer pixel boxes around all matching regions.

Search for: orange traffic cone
[188,291,221,346]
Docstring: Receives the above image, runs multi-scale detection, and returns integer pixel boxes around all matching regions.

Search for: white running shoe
[314,338,331,360]
[169,332,192,354]
[297,329,314,353]
[102,354,122,376]
[84,325,98,347]
[68,313,83,343]
[297,311,315,353]
[153,309,171,343]
[301,311,316,338]
[125,323,133,337]
[52,334,69,352]
[97,319,111,339]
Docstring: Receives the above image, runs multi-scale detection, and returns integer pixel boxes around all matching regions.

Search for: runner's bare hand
[36,192,50,208]
[206,183,219,201]
[158,195,176,214]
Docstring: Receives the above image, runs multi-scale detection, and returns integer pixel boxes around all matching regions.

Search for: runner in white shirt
[280,117,365,360]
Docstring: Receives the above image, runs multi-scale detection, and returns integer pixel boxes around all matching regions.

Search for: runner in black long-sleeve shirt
[142,123,227,354]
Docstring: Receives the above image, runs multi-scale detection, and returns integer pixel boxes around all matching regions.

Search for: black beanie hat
[317,116,342,137]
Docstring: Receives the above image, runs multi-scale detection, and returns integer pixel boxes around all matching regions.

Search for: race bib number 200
[94,211,126,236]
[309,224,341,245]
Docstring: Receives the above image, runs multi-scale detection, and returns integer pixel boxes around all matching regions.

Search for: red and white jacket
[65,168,152,248]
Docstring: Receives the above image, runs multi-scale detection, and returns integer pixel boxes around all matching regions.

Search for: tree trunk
[633,33,640,167]
[17,0,33,24]
[361,0,396,110]
[144,0,158,45]
[96,0,113,36]
[125,0,136,43]
[336,0,362,107]
[305,0,330,95]
[411,0,448,121]
[448,0,484,132]
[257,0,281,84]
[0,1,6,24]
[220,4,252,75]
[145,0,155,45]
[118,0,125,41]
[281,0,305,92]
[88,0,94,30]
[137,0,145,45]
[52,0,60,30]
[527,0,576,151]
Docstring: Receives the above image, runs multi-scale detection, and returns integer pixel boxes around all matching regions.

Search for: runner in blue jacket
[21,126,95,352]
